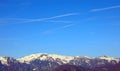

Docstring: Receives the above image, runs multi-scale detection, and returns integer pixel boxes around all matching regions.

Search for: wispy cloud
[0,13,78,24]
[0,18,31,26]
[0,13,78,34]
[60,24,74,29]
[22,13,78,23]
[42,24,74,34]
[90,5,120,12]
[45,20,72,24]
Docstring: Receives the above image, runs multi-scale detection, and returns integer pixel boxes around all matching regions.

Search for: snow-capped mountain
[0,53,120,71]
[18,53,120,65]
[18,53,74,64]
[0,57,8,65]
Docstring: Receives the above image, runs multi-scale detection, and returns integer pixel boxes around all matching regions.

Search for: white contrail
[21,13,78,23]
[42,24,74,34]
[90,5,120,12]
[0,13,78,24]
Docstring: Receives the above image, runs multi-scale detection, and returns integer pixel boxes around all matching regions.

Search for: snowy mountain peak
[0,56,16,65]
[16,53,120,64]
[0,57,8,65]
[18,53,74,64]
[97,56,120,63]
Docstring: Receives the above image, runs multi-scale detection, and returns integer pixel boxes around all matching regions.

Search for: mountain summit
[0,53,120,71]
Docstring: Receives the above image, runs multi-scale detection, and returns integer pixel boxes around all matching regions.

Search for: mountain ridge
[0,53,120,65]
[0,53,120,71]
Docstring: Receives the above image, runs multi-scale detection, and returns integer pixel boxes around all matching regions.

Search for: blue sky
[0,0,120,58]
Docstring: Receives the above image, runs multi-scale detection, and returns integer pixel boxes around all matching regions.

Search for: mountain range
[0,53,120,71]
